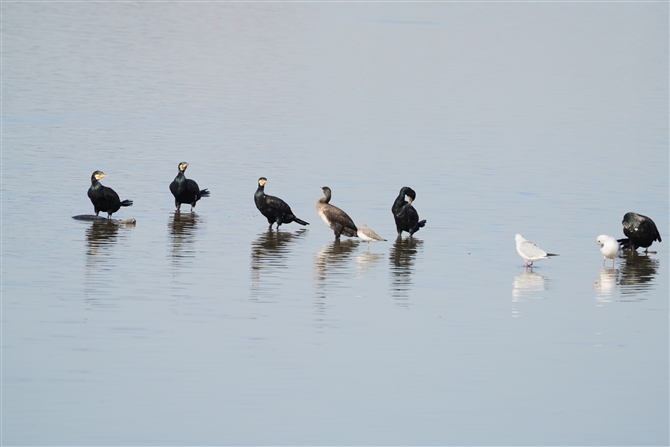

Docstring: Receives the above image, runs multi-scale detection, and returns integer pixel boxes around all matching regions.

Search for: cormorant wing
[102,187,121,204]
[265,194,292,213]
[185,179,201,195]
[322,205,356,229]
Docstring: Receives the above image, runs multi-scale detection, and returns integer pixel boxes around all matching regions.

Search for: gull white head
[596,234,622,268]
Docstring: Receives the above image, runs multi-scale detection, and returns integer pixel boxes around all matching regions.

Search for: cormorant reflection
[169,211,200,260]
[251,228,307,299]
[314,239,360,284]
[83,219,133,303]
[86,220,120,254]
[618,251,659,299]
[313,239,360,329]
[389,235,422,304]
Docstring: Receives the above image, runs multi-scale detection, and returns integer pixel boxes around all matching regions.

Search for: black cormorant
[316,186,357,239]
[254,177,309,229]
[169,162,210,212]
[87,170,133,219]
[392,186,426,236]
[618,212,662,252]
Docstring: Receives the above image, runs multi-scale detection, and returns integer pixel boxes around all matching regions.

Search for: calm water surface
[3,3,668,445]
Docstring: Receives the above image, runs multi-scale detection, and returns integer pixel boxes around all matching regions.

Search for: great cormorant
[169,162,210,212]
[87,170,133,219]
[316,186,357,239]
[391,186,426,236]
[618,212,661,252]
[254,177,309,229]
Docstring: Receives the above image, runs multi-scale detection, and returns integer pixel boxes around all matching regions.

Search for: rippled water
[4,3,668,445]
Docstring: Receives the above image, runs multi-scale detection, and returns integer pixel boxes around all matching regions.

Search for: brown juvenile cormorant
[254,177,309,230]
[392,186,426,236]
[618,212,662,252]
[169,162,210,212]
[316,186,357,239]
[87,170,133,219]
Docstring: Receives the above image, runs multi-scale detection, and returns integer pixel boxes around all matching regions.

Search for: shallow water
[3,3,668,445]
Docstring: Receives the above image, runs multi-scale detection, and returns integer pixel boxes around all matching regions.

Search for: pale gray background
[3,3,668,445]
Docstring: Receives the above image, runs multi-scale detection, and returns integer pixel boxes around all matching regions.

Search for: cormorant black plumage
[316,186,357,239]
[170,162,209,212]
[254,177,309,229]
[87,170,133,219]
[392,186,426,236]
[618,212,662,252]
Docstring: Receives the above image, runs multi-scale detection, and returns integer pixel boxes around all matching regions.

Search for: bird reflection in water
[250,228,307,300]
[86,220,120,253]
[169,211,201,261]
[313,239,360,329]
[594,268,619,303]
[389,235,422,307]
[618,251,659,300]
[355,250,384,275]
[512,270,549,317]
[592,251,659,303]
[512,270,548,302]
[84,219,134,304]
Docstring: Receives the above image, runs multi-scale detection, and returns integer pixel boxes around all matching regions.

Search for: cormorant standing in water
[87,170,133,219]
[316,186,357,239]
[170,162,210,212]
[392,186,426,236]
[618,212,662,253]
[254,177,309,229]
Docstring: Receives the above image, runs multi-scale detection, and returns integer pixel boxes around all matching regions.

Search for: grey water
[3,3,668,445]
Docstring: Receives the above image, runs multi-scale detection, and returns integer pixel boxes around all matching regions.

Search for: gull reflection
[618,251,659,300]
[512,270,547,302]
[593,268,619,303]
[313,239,360,329]
[389,236,422,307]
[169,211,201,261]
[250,228,307,300]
